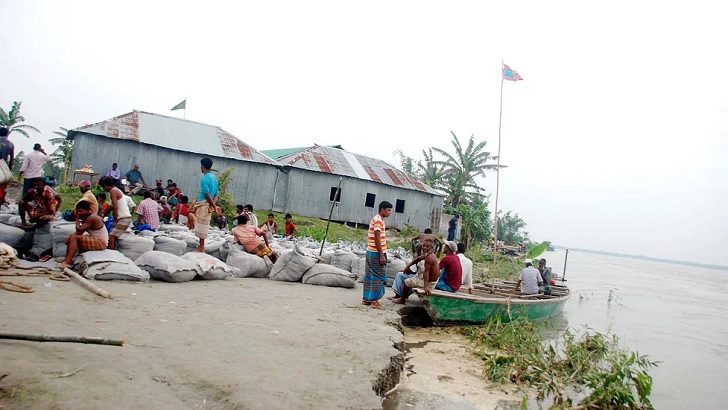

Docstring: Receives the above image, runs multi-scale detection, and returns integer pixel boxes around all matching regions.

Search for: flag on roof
[171,99,186,111]
[503,64,523,81]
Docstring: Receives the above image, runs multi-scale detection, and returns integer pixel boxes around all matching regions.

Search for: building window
[395,199,405,213]
[365,193,376,207]
[329,187,342,202]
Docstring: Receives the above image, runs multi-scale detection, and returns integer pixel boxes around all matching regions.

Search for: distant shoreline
[552,246,728,272]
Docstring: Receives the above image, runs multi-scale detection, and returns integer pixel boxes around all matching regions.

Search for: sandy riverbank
[0,270,404,409]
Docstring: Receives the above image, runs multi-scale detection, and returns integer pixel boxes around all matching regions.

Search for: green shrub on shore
[462,319,658,409]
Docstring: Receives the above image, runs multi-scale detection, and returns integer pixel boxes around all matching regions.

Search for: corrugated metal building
[67,111,284,212]
[68,111,444,230]
[277,145,444,230]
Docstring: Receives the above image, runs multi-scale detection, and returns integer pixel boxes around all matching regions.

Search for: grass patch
[0,378,57,407]
[462,319,658,409]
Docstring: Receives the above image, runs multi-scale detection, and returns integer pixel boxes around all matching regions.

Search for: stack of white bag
[302,263,357,288]
[135,251,200,282]
[153,235,187,256]
[0,222,25,248]
[225,245,272,278]
[116,233,155,261]
[73,250,150,281]
[181,252,236,280]
[269,244,318,282]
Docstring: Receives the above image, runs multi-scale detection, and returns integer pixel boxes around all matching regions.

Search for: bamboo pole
[490,61,505,294]
[0,333,124,346]
[63,268,112,299]
[319,177,343,256]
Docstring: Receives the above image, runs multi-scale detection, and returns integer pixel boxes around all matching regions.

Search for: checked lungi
[362,250,387,302]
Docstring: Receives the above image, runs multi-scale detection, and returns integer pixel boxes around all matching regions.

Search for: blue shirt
[198,172,219,202]
[0,137,14,163]
[125,169,143,184]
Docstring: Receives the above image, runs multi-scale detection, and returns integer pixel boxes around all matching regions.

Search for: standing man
[125,164,148,195]
[18,143,52,197]
[434,241,463,293]
[188,157,220,252]
[447,213,459,241]
[106,163,121,187]
[515,259,543,295]
[457,242,474,294]
[99,176,133,249]
[362,200,392,309]
[0,127,14,204]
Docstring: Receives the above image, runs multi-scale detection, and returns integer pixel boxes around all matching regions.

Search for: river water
[542,249,728,409]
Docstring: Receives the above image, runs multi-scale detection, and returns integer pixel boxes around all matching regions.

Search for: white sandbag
[0,223,25,248]
[319,250,334,264]
[0,214,14,224]
[203,237,225,259]
[169,231,201,253]
[5,215,23,227]
[29,223,54,256]
[268,244,318,282]
[116,234,155,261]
[135,251,200,282]
[225,246,271,278]
[0,203,18,215]
[74,250,150,281]
[278,240,296,250]
[386,257,408,280]
[137,229,157,238]
[180,252,235,280]
[331,249,356,272]
[351,256,366,282]
[153,236,187,256]
[157,224,188,232]
[52,222,77,258]
[302,263,357,288]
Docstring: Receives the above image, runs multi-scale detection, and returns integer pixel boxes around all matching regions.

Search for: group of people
[361,202,474,309]
[516,258,552,295]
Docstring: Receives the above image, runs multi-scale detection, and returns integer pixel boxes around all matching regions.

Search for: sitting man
[411,228,441,257]
[392,239,440,304]
[432,241,463,293]
[175,195,190,225]
[284,213,297,239]
[75,180,99,215]
[159,196,173,222]
[57,200,108,268]
[136,191,163,229]
[231,214,278,264]
[19,178,57,228]
[124,164,148,195]
[538,258,552,295]
[515,259,543,295]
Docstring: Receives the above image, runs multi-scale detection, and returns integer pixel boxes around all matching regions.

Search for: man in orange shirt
[362,201,392,309]
[232,214,278,263]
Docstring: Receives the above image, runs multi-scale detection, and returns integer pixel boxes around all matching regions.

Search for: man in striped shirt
[362,201,392,309]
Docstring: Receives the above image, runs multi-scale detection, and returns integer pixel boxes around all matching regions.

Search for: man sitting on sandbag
[57,200,108,268]
[19,178,57,228]
[231,214,278,264]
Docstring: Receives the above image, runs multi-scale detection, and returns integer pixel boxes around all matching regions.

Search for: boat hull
[415,289,569,325]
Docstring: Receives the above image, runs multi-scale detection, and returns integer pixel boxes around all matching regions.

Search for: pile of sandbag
[73,250,150,281]
[302,263,357,288]
[269,244,318,282]
[29,223,53,257]
[52,222,77,258]
[385,255,409,287]
[330,249,356,272]
[116,234,155,261]
[181,252,236,280]
[153,235,187,256]
[135,251,200,282]
[0,222,25,249]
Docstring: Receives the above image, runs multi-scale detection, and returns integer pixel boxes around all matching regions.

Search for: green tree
[11,151,25,175]
[393,149,417,177]
[0,101,40,138]
[417,148,447,191]
[456,198,491,247]
[431,131,502,208]
[213,167,235,227]
[49,127,73,184]
[496,211,528,244]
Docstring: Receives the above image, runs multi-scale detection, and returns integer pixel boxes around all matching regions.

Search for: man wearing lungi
[188,157,220,252]
[362,201,392,309]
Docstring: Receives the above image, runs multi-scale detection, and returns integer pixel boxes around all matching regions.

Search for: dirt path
[0,273,403,409]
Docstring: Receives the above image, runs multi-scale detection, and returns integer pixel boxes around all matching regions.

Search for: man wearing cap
[447,213,459,241]
[18,143,52,197]
[124,164,148,195]
[75,180,99,215]
[516,259,543,295]
[433,240,463,293]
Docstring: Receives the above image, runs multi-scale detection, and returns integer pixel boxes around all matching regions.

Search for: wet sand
[0,271,404,409]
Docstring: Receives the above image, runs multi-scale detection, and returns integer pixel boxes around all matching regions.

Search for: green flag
[171,99,186,111]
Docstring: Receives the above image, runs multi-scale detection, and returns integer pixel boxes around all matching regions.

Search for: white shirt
[518,266,543,295]
[20,150,52,178]
[458,253,474,290]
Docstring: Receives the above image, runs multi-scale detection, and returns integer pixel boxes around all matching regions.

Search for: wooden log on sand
[0,333,124,346]
[63,267,112,299]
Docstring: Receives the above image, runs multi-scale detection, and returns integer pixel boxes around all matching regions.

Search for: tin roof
[277,145,442,195]
[261,145,344,160]
[68,110,278,165]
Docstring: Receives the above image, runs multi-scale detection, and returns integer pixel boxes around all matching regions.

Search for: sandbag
[153,236,187,256]
[331,249,356,272]
[0,223,25,248]
[302,263,357,288]
[52,222,77,258]
[137,230,157,238]
[180,252,235,280]
[0,158,12,184]
[157,224,188,232]
[386,257,408,280]
[135,251,200,282]
[350,256,366,282]
[225,246,271,278]
[268,244,318,282]
[4,215,23,227]
[73,250,150,281]
[203,237,225,260]
[319,250,334,265]
[29,223,53,257]
[116,234,155,261]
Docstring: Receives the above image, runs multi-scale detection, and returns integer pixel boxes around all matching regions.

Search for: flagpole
[184,99,186,119]
[491,61,505,294]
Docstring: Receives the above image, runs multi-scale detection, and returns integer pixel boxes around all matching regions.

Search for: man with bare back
[411,228,442,257]
[393,240,440,304]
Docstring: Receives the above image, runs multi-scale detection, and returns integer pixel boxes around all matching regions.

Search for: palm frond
[10,128,31,138]
[12,124,40,133]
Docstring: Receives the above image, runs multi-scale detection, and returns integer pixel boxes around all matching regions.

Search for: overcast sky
[2,1,727,265]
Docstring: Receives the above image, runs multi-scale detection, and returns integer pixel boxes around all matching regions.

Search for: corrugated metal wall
[285,169,442,230]
[71,134,281,211]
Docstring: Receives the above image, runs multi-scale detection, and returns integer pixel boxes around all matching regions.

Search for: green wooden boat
[413,281,569,325]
